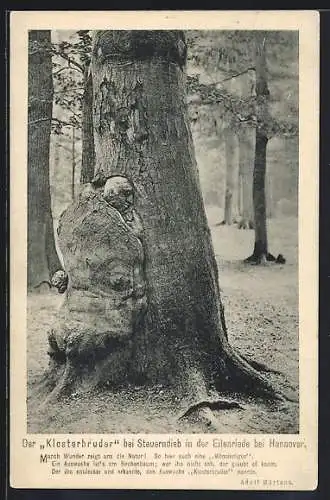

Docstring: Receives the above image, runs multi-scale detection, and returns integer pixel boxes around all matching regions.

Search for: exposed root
[179,399,243,431]
[275,254,286,264]
[40,360,76,408]
[180,399,243,420]
[221,342,294,402]
[244,252,286,265]
[240,354,282,375]
[241,357,297,395]
[237,353,298,400]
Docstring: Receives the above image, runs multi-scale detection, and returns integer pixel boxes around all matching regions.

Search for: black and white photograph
[8,9,320,491]
[23,26,305,436]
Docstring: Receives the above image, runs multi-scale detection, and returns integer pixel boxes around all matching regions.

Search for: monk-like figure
[46,175,147,399]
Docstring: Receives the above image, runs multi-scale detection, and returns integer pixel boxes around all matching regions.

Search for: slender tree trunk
[237,68,256,230]
[80,67,95,184]
[44,31,285,414]
[253,132,269,256]
[237,127,254,229]
[71,126,76,200]
[245,32,280,263]
[28,30,62,289]
[222,128,239,225]
[266,169,273,218]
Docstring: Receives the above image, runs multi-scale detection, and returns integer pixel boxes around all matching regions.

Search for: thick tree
[44,31,290,421]
[28,30,62,289]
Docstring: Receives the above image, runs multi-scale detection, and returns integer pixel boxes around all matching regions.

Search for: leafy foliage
[51,30,92,134]
[186,30,298,139]
[45,29,298,219]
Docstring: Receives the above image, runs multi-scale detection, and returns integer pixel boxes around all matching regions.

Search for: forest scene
[27,29,299,434]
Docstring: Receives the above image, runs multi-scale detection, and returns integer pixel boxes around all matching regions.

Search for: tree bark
[28,30,62,289]
[44,30,285,413]
[80,67,95,184]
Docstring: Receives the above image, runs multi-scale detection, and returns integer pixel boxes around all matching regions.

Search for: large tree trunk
[43,31,285,416]
[80,67,95,184]
[28,30,62,289]
[222,128,239,225]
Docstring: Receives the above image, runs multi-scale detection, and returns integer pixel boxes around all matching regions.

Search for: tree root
[178,341,298,429]
[240,353,298,394]
[221,342,298,403]
[244,252,286,265]
[39,359,77,408]
[179,399,243,431]
[240,354,282,375]
[180,399,243,420]
[178,340,298,430]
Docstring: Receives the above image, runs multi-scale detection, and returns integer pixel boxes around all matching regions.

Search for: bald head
[103,176,134,218]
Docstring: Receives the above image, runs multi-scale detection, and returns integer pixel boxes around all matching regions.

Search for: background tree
[186,30,298,266]
[244,31,296,263]
[45,30,289,423]
[186,30,256,226]
[76,30,95,184]
[80,68,95,183]
[45,30,298,235]
[222,123,239,225]
[186,30,298,233]
[50,30,92,201]
[28,30,62,288]
[237,69,256,229]
[245,32,272,262]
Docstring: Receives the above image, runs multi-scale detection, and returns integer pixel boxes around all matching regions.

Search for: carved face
[103,176,134,216]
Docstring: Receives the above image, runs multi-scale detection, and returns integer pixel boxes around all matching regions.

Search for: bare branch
[54,86,84,95]
[28,117,51,126]
[53,65,81,77]
[29,97,53,104]
[215,67,256,85]
[51,48,84,73]
[52,117,73,127]
[29,117,76,128]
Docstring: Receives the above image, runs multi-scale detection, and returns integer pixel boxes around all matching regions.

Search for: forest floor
[27,211,299,434]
